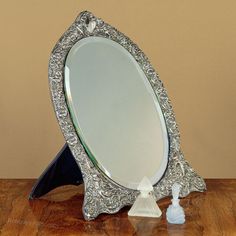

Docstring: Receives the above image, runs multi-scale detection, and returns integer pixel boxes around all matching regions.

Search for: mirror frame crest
[49,11,206,220]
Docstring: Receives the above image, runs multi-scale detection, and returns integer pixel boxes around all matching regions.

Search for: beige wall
[0,0,236,178]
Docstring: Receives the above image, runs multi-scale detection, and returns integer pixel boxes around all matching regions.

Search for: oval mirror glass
[64,37,169,189]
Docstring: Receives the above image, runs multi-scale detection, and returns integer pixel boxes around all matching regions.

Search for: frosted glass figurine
[166,183,185,224]
[128,177,162,218]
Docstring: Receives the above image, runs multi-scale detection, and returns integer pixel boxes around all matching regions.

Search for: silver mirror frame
[48,11,206,220]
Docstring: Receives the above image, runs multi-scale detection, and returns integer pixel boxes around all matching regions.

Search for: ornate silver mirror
[48,11,206,220]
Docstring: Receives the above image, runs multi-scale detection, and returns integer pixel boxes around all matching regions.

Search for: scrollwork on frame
[48,11,206,220]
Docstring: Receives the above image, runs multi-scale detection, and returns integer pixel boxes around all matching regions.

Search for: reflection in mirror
[65,37,169,189]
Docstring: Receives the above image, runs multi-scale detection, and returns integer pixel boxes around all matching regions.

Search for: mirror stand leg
[153,151,206,200]
[29,144,83,199]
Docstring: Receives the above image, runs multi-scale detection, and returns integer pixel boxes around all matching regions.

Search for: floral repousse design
[48,11,206,220]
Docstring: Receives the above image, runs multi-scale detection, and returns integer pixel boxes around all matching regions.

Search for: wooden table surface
[0,179,236,236]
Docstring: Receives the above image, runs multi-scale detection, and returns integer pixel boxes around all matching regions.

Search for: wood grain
[0,179,236,236]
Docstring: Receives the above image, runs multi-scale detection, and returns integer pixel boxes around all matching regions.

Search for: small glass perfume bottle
[128,177,162,218]
[166,183,185,224]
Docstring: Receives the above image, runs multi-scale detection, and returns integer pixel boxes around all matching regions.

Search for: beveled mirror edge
[64,36,170,189]
[48,11,206,220]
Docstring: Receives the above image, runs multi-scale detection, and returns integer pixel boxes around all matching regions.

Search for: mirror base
[81,149,206,220]
[29,144,83,199]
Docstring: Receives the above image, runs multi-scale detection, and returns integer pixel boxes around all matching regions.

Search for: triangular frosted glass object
[128,177,162,218]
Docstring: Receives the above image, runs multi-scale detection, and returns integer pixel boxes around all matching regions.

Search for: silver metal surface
[48,11,206,220]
